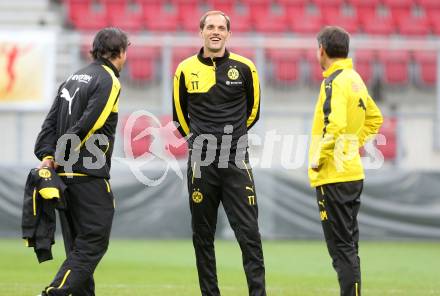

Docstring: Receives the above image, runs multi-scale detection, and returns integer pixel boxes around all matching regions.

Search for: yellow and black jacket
[173,48,260,160]
[22,167,66,263]
[34,58,121,181]
[308,59,383,187]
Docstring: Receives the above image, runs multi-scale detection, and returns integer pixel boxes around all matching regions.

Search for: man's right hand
[39,158,58,169]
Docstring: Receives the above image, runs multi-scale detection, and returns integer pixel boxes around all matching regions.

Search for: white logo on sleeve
[60,87,79,115]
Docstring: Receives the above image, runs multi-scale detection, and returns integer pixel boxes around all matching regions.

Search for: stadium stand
[413,51,437,86]
[243,0,287,33]
[378,50,411,85]
[322,6,359,34]
[56,0,440,91]
[353,50,376,85]
[61,0,440,37]
[127,45,159,82]
[267,48,302,84]
[289,7,322,35]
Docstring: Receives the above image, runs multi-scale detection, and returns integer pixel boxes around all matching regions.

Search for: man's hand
[310,162,321,172]
[39,158,58,169]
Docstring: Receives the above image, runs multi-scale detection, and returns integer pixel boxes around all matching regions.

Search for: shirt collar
[197,47,230,66]
[95,58,120,77]
[323,58,352,78]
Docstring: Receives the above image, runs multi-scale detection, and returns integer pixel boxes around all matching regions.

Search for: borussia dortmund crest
[38,168,51,179]
[192,189,203,203]
[227,68,239,80]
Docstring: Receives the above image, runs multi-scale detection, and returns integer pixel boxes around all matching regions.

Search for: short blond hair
[199,10,230,31]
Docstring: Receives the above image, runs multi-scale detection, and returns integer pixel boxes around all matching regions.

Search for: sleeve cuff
[42,156,54,161]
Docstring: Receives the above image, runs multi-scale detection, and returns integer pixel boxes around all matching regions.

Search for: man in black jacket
[35,27,128,296]
[173,11,266,296]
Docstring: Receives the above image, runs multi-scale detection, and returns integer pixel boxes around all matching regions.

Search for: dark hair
[199,10,230,31]
[90,27,129,60]
[317,26,349,58]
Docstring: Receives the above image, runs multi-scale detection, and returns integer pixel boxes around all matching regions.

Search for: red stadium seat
[427,10,440,35]
[207,0,235,12]
[278,0,308,4]
[180,6,205,32]
[361,11,396,35]
[195,1,253,32]
[170,0,198,5]
[378,50,410,85]
[313,0,343,9]
[66,0,89,20]
[418,0,440,9]
[289,9,322,34]
[67,1,108,31]
[396,13,431,36]
[385,3,412,25]
[278,0,307,17]
[323,8,359,34]
[354,50,376,85]
[241,0,288,33]
[227,10,253,32]
[127,46,159,82]
[106,1,143,32]
[267,49,302,84]
[383,0,414,10]
[413,51,437,86]
[141,2,180,32]
[382,1,429,36]
[351,0,380,18]
[350,0,380,7]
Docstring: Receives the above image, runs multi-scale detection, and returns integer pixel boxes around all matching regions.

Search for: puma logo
[245,186,254,192]
[191,72,199,78]
[60,87,79,115]
[358,98,366,111]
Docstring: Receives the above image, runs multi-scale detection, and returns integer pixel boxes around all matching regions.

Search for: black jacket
[172,48,260,161]
[34,58,121,181]
[22,167,66,263]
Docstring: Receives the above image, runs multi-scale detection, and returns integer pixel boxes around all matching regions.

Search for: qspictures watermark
[53,110,386,186]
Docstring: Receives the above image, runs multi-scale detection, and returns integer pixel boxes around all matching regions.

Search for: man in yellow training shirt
[308,26,383,296]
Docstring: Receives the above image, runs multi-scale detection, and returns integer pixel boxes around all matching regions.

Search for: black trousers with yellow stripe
[316,180,363,296]
[43,178,114,296]
[188,159,266,296]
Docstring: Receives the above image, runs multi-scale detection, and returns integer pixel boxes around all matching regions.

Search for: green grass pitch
[1,239,439,295]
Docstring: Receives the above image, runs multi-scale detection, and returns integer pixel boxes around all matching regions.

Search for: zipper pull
[211,57,217,71]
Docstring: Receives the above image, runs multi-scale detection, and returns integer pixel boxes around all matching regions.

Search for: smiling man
[172,10,266,296]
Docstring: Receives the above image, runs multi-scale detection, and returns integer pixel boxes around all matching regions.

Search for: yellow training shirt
[308,58,383,187]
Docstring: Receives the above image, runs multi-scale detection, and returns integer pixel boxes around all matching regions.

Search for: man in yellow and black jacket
[308,26,383,296]
[34,27,129,296]
[173,11,266,296]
